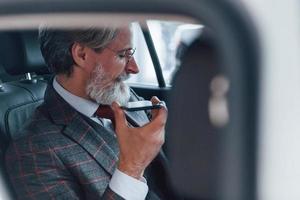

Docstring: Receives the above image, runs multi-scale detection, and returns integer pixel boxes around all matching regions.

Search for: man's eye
[117,54,126,58]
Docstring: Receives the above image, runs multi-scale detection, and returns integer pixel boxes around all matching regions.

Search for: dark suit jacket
[5,84,165,200]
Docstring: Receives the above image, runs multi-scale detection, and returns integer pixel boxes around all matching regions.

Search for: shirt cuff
[109,169,148,200]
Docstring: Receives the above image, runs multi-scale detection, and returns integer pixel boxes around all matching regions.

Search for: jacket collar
[44,83,78,126]
[53,77,98,118]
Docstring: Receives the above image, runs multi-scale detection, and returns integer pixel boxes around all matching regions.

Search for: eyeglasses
[106,47,136,63]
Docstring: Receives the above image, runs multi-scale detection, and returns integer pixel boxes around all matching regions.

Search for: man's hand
[111,96,167,180]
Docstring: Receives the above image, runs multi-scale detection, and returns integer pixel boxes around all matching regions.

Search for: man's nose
[125,58,139,74]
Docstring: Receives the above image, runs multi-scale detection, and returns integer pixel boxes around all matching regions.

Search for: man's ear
[71,42,87,67]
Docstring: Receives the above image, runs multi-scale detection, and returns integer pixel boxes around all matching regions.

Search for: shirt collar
[53,77,99,118]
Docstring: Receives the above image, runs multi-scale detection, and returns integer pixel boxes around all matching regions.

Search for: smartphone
[121,100,164,112]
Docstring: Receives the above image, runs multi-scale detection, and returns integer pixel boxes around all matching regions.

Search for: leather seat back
[0,30,49,199]
[0,81,47,145]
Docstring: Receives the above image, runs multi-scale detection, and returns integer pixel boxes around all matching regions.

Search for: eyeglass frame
[105,47,136,64]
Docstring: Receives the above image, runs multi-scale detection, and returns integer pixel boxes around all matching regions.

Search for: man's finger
[150,96,167,119]
[150,96,160,104]
[152,105,168,124]
[143,104,168,132]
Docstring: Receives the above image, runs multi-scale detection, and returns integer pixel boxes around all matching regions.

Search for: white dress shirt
[53,77,148,200]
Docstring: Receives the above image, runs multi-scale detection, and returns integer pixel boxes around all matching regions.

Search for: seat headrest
[0,31,49,75]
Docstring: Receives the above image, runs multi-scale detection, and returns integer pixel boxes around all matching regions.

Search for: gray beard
[86,64,130,106]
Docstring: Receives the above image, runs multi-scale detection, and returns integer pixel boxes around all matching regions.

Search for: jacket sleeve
[102,187,125,200]
[5,139,124,200]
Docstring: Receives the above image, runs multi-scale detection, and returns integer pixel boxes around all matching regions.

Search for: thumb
[111,101,128,131]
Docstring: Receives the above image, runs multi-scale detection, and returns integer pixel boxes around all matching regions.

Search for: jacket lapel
[44,84,118,176]
[63,115,118,176]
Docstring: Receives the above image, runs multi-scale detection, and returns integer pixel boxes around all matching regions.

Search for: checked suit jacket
[5,84,170,200]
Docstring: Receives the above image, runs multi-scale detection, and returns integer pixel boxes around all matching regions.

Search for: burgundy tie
[95,105,115,126]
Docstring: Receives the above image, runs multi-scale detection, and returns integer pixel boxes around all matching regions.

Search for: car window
[147,20,181,86]
[126,22,158,86]
[127,21,203,87]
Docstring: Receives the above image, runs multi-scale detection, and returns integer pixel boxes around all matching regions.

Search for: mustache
[115,73,130,82]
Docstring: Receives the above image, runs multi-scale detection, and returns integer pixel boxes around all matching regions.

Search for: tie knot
[95,105,114,121]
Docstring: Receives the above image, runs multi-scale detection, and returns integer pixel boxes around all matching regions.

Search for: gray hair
[39,27,119,76]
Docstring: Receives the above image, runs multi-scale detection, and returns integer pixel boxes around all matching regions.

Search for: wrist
[118,162,144,180]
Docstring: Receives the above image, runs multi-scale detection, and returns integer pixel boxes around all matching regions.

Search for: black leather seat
[0,30,49,199]
[0,65,24,83]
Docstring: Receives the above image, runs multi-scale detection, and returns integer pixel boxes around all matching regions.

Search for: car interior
[1,0,300,199]
[0,22,203,199]
[0,0,260,198]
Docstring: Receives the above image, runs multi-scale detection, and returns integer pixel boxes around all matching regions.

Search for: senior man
[5,25,169,200]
